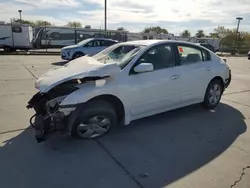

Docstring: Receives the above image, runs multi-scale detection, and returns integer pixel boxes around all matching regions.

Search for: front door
[127,43,182,118]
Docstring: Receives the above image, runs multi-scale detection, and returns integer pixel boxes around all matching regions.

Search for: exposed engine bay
[27,76,109,143]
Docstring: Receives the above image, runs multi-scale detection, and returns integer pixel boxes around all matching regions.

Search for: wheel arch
[66,94,126,136]
[72,51,85,59]
[210,76,225,90]
[88,94,125,125]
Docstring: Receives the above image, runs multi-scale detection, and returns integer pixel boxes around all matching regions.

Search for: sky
[1,0,250,35]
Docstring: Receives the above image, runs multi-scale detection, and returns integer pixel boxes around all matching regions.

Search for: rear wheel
[72,100,117,139]
[202,79,223,109]
[72,52,84,59]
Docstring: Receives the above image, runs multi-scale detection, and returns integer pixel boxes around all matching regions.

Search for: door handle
[205,66,211,71]
[170,75,179,80]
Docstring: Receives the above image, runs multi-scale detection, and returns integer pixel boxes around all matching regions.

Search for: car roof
[120,40,208,47]
[89,38,118,42]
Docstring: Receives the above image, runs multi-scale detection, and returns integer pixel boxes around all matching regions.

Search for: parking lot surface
[0,55,249,188]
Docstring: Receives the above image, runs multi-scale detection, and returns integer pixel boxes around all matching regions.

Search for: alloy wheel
[208,84,221,105]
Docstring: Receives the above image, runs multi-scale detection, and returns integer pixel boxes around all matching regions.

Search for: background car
[197,43,216,53]
[60,38,118,60]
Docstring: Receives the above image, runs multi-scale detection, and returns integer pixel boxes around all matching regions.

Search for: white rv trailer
[33,26,128,49]
[32,26,176,49]
[0,22,33,51]
[127,31,174,41]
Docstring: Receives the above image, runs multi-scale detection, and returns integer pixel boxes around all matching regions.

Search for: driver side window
[138,44,175,70]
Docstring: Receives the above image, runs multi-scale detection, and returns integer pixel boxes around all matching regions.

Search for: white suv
[27,40,231,142]
[61,38,118,60]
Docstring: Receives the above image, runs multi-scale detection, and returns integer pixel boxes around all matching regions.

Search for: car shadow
[51,60,69,66]
[0,103,246,188]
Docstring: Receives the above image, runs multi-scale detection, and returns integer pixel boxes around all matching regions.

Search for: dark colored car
[198,43,216,53]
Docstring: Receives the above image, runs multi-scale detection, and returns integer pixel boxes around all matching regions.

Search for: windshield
[77,38,93,46]
[93,43,121,60]
[93,44,145,68]
[116,47,142,69]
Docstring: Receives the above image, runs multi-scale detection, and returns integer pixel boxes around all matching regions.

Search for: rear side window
[12,26,22,33]
[178,46,203,65]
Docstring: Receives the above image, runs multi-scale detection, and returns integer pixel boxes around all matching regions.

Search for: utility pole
[104,0,107,31]
[232,17,243,55]
[236,17,243,40]
[18,10,22,22]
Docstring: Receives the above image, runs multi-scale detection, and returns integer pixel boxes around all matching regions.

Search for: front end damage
[27,76,112,143]
[27,81,79,143]
[26,56,121,143]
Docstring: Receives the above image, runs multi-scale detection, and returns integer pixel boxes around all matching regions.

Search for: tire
[202,79,223,109]
[71,100,117,139]
[3,47,11,52]
[72,52,84,59]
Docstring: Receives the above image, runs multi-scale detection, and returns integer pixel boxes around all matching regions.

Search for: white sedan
[27,40,231,142]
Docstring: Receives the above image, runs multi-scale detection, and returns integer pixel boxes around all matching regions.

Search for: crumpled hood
[35,56,121,93]
[62,44,78,50]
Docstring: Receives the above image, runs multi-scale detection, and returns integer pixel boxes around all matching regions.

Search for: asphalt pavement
[0,55,249,188]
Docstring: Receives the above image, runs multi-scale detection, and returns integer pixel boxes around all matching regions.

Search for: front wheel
[202,79,223,109]
[3,47,11,52]
[72,52,84,59]
[72,100,117,139]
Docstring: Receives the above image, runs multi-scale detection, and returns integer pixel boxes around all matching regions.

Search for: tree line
[142,26,250,53]
[11,18,84,28]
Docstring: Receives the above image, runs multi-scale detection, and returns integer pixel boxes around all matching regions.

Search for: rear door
[176,43,214,103]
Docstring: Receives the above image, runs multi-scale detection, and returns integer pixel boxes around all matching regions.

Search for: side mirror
[134,63,154,73]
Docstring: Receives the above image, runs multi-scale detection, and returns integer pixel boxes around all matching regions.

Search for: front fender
[60,80,131,126]
[60,80,126,106]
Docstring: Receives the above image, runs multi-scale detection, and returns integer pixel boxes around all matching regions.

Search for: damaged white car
[27,40,231,142]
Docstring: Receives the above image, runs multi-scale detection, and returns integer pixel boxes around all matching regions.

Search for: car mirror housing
[134,63,154,73]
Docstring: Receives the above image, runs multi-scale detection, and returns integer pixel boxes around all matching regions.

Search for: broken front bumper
[27,92,71,143]
[30,111,66,143]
